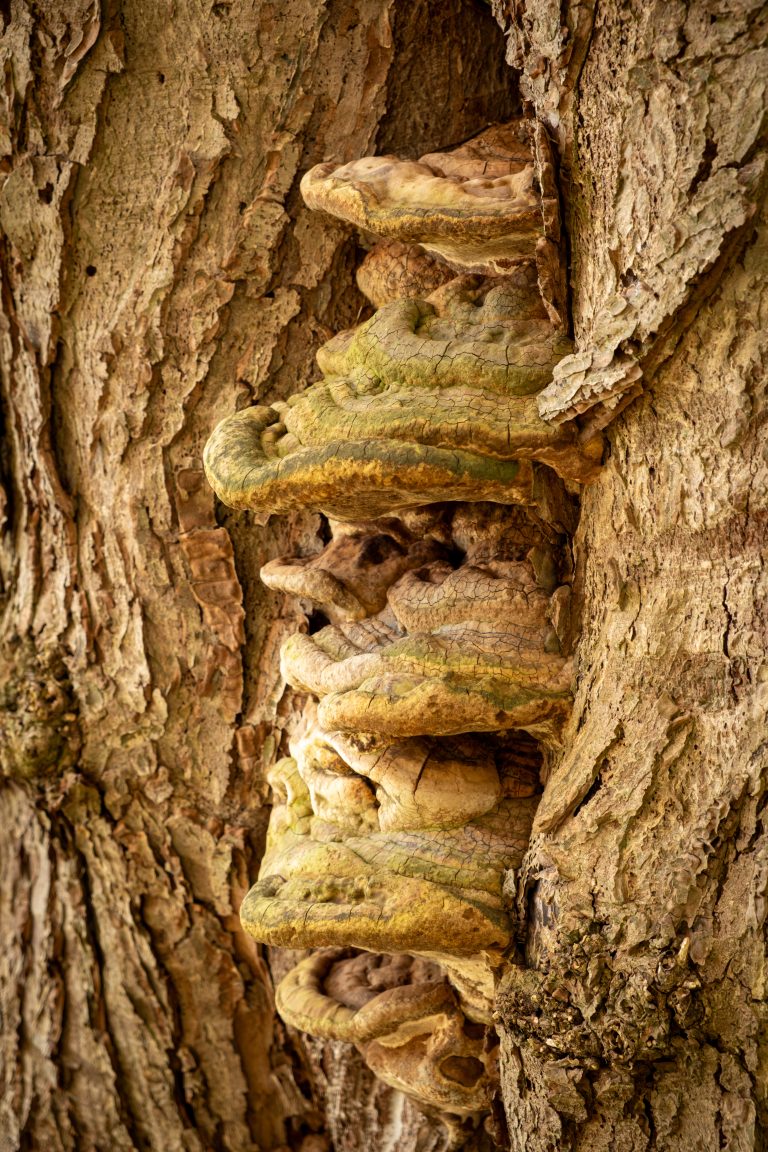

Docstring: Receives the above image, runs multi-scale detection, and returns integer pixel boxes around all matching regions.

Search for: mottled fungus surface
[276,508,572,745]
[244,502,557,968]
[301,122,554,278]
[240,723,539,957]
[275,949,449,1040]
[280,606,570,744]
[276,950,500,1117]
[203,270,601,521]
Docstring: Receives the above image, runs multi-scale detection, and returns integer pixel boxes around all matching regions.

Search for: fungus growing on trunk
[275,949,500,1119]
[280,605,570,744]
[203,269,601,521]
[203,114,603,1130]
[240,722,539,961]
[301,121,561,301]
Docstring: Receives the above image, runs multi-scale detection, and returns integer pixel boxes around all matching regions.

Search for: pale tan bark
[0,2,513,1149]
[492,1,768,1148]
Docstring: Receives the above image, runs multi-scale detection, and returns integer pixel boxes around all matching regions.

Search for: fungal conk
[276,950,500,1118]
[203,118,602,1134]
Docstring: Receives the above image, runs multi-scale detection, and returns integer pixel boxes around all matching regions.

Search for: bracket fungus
[240,720,540,962]
[244,502,560,1009]
[280,605,570,745]
[301,121,564,318]
[277,505,572,745]
[275,949,449,1040]
[276,950,500,1118]
[203,268,601,521]
[202,116,605,1124]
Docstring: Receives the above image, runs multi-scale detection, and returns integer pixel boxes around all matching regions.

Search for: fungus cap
[203,273,601,522]
[301,122,555,279]
[275,950,499,1117]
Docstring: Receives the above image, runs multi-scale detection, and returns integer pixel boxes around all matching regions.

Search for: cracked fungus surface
[244,787,536,955]
[281,617,571,742]
[355,241,457,308]
[242,503,561,960]
[241,713,541,957]
[203,268,601,520]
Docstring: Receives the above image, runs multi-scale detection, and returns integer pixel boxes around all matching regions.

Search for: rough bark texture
[1,2,766,1152]
[0,2,515,1150]
[492,1,768,1148]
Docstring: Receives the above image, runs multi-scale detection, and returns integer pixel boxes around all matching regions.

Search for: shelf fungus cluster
[276,950,500,1118]
[204,121,601,1131]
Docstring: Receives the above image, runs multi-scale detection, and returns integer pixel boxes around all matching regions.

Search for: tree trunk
[0,2,516,1150]
[492,1,768,1148]
[1,3,766,1152]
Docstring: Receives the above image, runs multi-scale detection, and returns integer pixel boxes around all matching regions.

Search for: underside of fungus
[260,513,451,623]
[275,950,500,1117]
[355,240,457,308]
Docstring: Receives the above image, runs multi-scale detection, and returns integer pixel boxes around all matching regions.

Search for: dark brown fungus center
[440,1055,486,1087]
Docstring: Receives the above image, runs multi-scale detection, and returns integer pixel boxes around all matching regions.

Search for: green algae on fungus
[203,270,601,521]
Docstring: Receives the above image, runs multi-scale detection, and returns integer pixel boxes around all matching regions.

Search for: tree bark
[0,2,514,1150]
[1,1,766,1152]
[493,1,768,1148]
